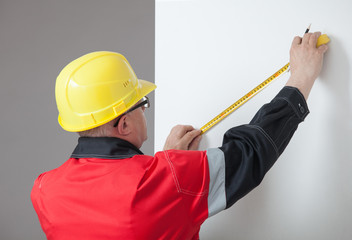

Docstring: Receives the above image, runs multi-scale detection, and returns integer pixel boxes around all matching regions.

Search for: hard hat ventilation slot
[123,81,130,88]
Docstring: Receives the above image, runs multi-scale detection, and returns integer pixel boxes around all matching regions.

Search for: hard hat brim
[137,79,157,101]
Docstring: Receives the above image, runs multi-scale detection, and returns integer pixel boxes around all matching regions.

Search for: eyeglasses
[113,96,150,127]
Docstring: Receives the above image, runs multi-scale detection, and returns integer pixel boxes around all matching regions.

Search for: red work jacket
[31,138,226,240]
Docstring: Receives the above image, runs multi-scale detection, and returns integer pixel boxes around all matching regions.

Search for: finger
[318,44,329,54]
[172,125,194,137]
[179,125,196,139]
[181,125,195,133]
[309,32,321,47]
[182,129,202,147]
[292,36,302,46]
[189,135,202,150]
[302,32,312,45]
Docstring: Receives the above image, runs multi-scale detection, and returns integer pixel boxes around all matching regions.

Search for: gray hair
[78,118,117,137]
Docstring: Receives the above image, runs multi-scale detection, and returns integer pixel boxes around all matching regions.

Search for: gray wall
[0,1,154,239]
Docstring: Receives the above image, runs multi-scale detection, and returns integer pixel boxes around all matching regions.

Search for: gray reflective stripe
[206,148,226,217]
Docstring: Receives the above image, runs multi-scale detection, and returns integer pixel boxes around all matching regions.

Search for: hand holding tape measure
[200,26,330,134]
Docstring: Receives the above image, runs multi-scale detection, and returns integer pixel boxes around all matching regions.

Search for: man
[31,32,328,239]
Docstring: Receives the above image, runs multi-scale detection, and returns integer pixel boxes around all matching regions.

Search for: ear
[116,115,132,136]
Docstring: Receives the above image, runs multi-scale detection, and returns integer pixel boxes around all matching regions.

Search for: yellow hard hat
[55,51,156,132]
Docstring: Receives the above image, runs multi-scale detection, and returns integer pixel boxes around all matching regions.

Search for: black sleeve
[219,86,309,208]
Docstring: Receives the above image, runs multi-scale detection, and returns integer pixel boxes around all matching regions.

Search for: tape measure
[200,34,330,134]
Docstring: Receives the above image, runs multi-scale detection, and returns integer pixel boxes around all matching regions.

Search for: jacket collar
[71,137,144,159]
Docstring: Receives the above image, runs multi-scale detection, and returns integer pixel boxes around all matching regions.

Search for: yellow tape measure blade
[200,34,330,134]
[200,63,290,134]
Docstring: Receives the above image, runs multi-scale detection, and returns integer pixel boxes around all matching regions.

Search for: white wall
[156,0,352,239]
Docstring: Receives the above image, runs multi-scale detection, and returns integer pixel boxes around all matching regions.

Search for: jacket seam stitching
[245,125,280,158]
[164,151,181,193]
[275,97,308,119]
[163,151,207,196]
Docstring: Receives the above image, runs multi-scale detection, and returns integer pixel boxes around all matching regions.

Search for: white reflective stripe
[206,148,226,217]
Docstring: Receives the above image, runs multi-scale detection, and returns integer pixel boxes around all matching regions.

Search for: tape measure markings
[200,63,290,134]
[199,34,330,134]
